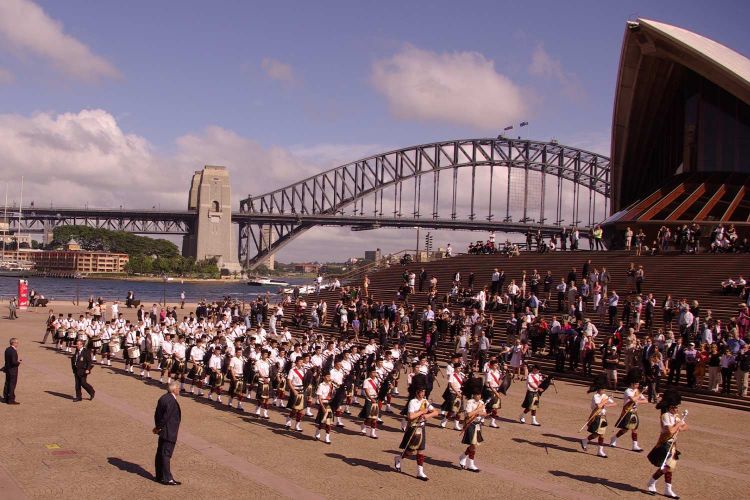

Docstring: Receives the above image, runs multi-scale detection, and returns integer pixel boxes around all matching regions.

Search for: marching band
[44,302,688,493]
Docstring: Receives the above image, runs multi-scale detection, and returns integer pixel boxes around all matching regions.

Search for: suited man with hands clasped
[153,381,182,485]
[71,338,95,401]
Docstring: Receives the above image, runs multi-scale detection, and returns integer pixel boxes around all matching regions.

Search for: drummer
[226,348,245,411]
[159,333,174,384]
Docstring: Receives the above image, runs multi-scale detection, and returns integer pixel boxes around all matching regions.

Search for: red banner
[18,279,29,310]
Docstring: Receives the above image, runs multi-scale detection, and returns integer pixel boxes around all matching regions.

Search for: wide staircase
[285,251,750,411]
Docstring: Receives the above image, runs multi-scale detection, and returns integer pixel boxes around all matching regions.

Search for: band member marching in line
[611,368,647,451]
[159,333,174,383]
[330,359,346,427]
[459,378,486,472]
[359,367,380,439]
[170,335,187,391]
[580,374,617,458]
[440,362,464,430]
[100,320,114,366]
[124,327,139,374]
[285,356,307,431]
[303,362,320,418]
[207,346,225,403]
[483,359,510,428]
[254,350,272,419]
[187,339,206,396]
[141,327,159,380]
[646,390,688,499]
[314,370,335,444]
[226,348,246,410]
[394,379,441,481]
[519,364,543,426]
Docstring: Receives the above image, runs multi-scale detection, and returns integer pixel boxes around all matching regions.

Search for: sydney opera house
[604,18,750,244]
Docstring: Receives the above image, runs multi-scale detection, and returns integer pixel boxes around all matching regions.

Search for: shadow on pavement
[512,437,578,453]
[44,390,76,400]
[548,470,643,492]
[107,457,155,481]
[325,452,393,472]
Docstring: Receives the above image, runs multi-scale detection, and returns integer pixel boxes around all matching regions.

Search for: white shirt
[256,359,271,378]
[317,381,334,402]
[173,343,186,361]
[191,346,206,364]
[592,393,610,415]
[288,366,306,388]
[407,398,434,426]
[229,356,244,375]
[208,354,223,370]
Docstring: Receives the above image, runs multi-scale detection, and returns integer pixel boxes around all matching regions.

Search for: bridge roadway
[10,206,564,235]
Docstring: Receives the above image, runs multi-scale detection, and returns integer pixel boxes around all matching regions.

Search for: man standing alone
[3,338,21,404]
[154,381,182,485]
[71,339,95,401]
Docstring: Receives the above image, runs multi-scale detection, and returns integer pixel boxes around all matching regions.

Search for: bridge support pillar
[183,166,241,273]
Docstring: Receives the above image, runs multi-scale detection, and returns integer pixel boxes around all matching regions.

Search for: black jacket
[667,344,686,364]
[71,348,93,376]
[3,346,20,374]
[154,393,182,443]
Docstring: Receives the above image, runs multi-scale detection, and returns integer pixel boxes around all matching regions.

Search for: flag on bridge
[503,125,513,131]
[520,121,529,127]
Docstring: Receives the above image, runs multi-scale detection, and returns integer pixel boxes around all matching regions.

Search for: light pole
[415,227,420,262]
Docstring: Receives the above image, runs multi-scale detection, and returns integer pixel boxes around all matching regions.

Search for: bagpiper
[359,367,380,439]
[458,377,486,472]
[440,362,464,430]
[285,356,307,431]
[483,359,510,428]
[611,367,647,451]
[646,390,687,499]
[314,371,335,444]
[159,332,174,383]
[394,378,440,481]
[187,338,206,396]
[170,335,188,391]
[580,374,616,458]
[519,364,543,426]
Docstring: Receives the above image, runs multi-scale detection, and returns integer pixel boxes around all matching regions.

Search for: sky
[0,0,748,262]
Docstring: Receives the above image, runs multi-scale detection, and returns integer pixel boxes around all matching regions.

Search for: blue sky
[0,0,748,261]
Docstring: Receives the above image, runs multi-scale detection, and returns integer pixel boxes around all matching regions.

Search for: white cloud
[260,57,296,85]
[0,0,119,81]
[0,68,14,84]
[371,45,529,130]
[529,43,584,100]
[0,109,327,211]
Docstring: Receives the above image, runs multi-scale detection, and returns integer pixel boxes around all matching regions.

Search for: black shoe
[90,392,95,401]
[161,480,181,485]
[73,398,82,402]
[8,401,20,405]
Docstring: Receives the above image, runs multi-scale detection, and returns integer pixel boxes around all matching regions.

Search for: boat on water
[247,276,290,287]
[0,260,33,278]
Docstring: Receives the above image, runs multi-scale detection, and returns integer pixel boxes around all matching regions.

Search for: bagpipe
[538,373,556,395]
[578,394,612,432]
[377,370,396,402]
[331,371,352,411]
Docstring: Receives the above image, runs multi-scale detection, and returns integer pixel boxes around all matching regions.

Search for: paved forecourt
[0,303,745,500]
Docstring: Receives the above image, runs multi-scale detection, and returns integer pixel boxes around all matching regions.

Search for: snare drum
[92,338,102,349]
[127,346,141,360]
[66,329,77,340]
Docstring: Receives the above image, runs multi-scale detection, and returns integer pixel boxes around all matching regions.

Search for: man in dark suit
[667,338,686,385]
[71,339,95,401]
[153,382,182,485]
[3,338,21,404]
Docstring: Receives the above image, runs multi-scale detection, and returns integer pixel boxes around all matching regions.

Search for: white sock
[417,465,426,477]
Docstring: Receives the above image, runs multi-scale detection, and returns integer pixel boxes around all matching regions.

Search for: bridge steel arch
[239,138,610,269]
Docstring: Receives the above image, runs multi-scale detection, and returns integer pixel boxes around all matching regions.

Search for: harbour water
[0,276,310,304]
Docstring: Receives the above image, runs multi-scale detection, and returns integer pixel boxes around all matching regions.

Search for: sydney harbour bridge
[8,137,610,269]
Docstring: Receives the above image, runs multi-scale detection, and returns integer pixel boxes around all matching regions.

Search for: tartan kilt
[160,356,174,372]
[188,363,205,381]
[647,440,678,469]
[399,425,426,450]
[257,380,271,401]
[229,376,245,396]
[615,410,639,430]
[358,398,379,420]
[316,404,334,425]
[587,414,607,435]
[209,370,224,389]
[287,390,305,410]
[521,390,540,410]
[461,421,484,445]
[170,359,186,375]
